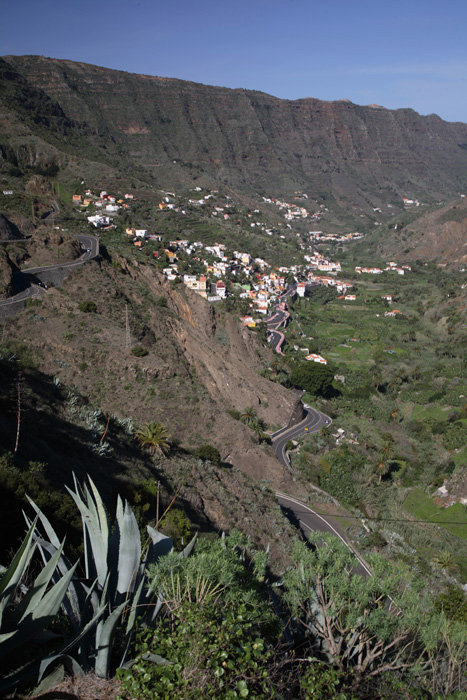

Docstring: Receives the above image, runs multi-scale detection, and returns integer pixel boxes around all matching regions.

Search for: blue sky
[2,0,467,123]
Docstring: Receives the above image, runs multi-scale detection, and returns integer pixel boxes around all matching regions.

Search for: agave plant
[0,519,79,693]
[26,475,196,685]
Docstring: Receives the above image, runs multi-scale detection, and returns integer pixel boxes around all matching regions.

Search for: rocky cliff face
[0,248,16,298]
[376,197,467,265]
[2,56,467,213]
[0,212,22,242]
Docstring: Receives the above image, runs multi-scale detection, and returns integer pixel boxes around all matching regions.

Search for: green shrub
[290,362,335,397]
[25,298,42,308]
[195,444,221,465]
[435,586,467,623]
[131,345,149,357]
[77,300,97,313]
[159,510,192,549]
[0,339,36,369]
[117,599,274,700]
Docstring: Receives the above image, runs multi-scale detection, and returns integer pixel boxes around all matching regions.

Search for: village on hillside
[75,185,411,364]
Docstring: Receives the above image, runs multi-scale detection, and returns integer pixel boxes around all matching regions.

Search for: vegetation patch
[403,488,467,539]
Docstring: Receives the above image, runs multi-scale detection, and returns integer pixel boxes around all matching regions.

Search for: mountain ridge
[2,54,467,233]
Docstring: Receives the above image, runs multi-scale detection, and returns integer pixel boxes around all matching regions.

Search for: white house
[87,214,110,228]
[305,354,327,364]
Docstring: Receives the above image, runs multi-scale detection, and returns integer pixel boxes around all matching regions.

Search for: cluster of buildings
[309,230,364,242]
[77,189,133,229]
[355,262,412,275]
[304,251,342,272]
[78,185,413,327]
[307,272,354,295]
[160,238,297,309]
[262,195,311,221]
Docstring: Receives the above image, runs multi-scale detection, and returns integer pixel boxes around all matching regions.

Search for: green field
[411,403,453,421]
[403,488,467,539]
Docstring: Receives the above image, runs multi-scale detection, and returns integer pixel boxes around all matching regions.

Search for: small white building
[87,214,110,228]
[305,354,327,364]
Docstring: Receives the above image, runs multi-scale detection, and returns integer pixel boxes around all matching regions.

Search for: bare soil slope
[8,250,298,488]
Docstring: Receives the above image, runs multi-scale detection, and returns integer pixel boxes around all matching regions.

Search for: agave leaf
[180,532,197,559]
[95,600,126,678]
[0,561,79,659]
[116,501,142,596]
[39,653,85,686]
[108,495,125,601]
[71,475,102,585]
[115,494,124,528]
[66,485,108,587]
[35,664,66,695]
[0,518,37,626]
[0,657,43,695]
[143,652,173,665]
[119,575,145,668]
[42,579,105,674]
[88,477,110,546]
[13,540,66,624]
[26,497,61,550]
[121,652,173,669]
[83,481,99,523]
[32,536,83,630]
[149,595,164,623]
[124,576,145,637]
[30,560,78,622]
[25,498,83,628]
[146,525,173,561]
[0,631,17,645]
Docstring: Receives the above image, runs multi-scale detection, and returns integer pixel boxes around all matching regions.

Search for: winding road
[265,295,367,568]
[266,304,289,353]
[271,405,328,470]
[0,234,99,309]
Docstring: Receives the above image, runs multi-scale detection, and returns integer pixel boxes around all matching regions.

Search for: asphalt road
[276,492,373,578]
[19,234,99,276]
[272,405,328,469]
[267,328,285,353]
[266,307,289,353]
[265,294,368,564]
[0,234,99,308]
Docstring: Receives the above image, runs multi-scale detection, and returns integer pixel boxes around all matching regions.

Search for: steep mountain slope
[2,56,467,223]
[4,247,298,484]
[384,197,467,265]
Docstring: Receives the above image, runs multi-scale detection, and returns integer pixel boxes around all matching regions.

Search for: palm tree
[432,551,459,573]
[136,421,171,456]
[376,455,390,483]
[381,438,393,461]
[240,406,258,427]
[249,418,269,443]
